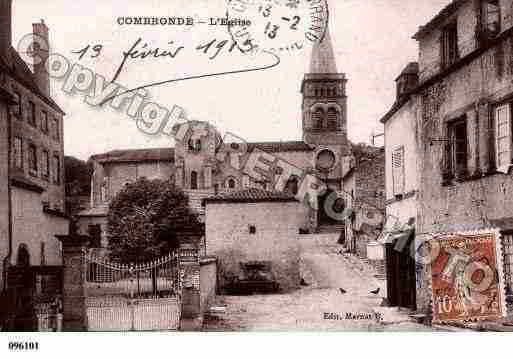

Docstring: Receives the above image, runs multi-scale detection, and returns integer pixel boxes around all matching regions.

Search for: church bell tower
[301,26,350,184]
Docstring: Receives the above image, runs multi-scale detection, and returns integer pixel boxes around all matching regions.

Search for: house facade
[77,25,354,247]
[0,0,68,329]
[381,0,513,314]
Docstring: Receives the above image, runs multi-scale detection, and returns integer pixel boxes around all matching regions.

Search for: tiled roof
[204,188,297,204]
[247,141,313,153]
[413,0,467,40]
[0,48,64,114]
[395,62,419,80]
[91,147,175,163]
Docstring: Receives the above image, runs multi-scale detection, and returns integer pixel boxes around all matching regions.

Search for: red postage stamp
[429,229,507,324]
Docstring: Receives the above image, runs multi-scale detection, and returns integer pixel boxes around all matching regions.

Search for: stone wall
[415,1,513,312]
[205,201,307,292]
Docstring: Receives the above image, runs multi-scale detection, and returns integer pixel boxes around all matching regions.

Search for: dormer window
[441,21,458,68]
[482,0,500,36]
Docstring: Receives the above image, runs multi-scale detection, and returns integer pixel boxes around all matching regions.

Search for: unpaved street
[204,236,435,331]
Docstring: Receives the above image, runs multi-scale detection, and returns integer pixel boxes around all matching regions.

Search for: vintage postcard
[1,0,513,347]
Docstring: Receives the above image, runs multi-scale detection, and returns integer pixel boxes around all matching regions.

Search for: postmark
[226,0,329,55]
[429,229,507,324]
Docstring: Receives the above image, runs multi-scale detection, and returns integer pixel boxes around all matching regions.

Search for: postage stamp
[429,229,507,324]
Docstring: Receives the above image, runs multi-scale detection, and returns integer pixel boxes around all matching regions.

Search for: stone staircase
[316,223,345,234]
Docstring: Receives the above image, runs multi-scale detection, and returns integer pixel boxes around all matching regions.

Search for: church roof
[204,188,297,204]
[309,26,338,74]
[90,141,312,164]
[91,147,175,164]
[247,140,313,153]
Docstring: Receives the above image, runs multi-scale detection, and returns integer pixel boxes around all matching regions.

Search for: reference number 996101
[8,342,39,351]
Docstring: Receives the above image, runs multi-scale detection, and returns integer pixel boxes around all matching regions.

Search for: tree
[107,177,201,263]
[64,156,93,215]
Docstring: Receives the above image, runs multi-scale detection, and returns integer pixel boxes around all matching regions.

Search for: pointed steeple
[309,27,338,74]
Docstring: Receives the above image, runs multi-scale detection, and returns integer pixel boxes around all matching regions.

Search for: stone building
[0,0,68,328]
[381,0,513,314]
[342,145,385,259]
[204,188,309,292]
[77,25,354,247]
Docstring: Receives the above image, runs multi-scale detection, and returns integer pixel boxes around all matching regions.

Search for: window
[449,118,468,177]
[249,225,256,234]
[191,171,198,190]
[392,147,405,197]
[17,244,30,267]
[28,101,36,126]
[52,118,59,141]
[441,22,458,68]
[227,178,236,189]
[312,108,324,129]
[495,103,512,170]
[41,111,48,133]
[100,182,108,203]
[28,143,38,175]
[88,224,102,248]
[285,176,299,195]
[52,154,60,184]
[327,108,338,130]
[482,0,500,36]
[42,150,50,179]
[13,91,21,118]
[13,137,23,169]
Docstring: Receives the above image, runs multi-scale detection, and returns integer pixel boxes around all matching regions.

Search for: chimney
[32,19,50,96]
[0,0,12,66]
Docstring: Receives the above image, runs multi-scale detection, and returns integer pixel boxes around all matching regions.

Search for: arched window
[285,176,299,195]
[17,244,30,267]
[191,171,198,190]
[327,108,339,129]
[226,177,236,189]
[312,108,324,129]
[195,139,202,151]
[188,138,195,151]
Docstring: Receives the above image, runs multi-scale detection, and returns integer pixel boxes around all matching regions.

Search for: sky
[11,0,451,160]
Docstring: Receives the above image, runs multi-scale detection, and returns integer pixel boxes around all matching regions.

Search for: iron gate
[84,252,181,331]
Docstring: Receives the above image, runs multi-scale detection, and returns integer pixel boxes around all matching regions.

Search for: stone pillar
[178,231,202,331]
[56,234,89,331]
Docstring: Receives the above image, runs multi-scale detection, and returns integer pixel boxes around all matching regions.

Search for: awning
[377,219,415,245]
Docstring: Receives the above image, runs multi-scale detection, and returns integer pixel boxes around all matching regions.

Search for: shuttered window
[392,147,405,197]
[312,109,324,129]
[327,108,338,130]
[495,103,512,170]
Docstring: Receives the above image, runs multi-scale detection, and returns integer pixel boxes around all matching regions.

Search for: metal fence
[84,252,181,331]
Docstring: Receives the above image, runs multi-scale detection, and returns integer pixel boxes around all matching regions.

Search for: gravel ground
[203,236,437,332]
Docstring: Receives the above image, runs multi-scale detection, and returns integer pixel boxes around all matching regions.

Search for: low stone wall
[199,257,217,316]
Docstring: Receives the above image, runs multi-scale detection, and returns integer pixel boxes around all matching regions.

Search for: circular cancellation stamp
[227,0,329,55]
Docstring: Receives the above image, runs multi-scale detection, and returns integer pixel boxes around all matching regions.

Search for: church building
[77,26,353,247]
